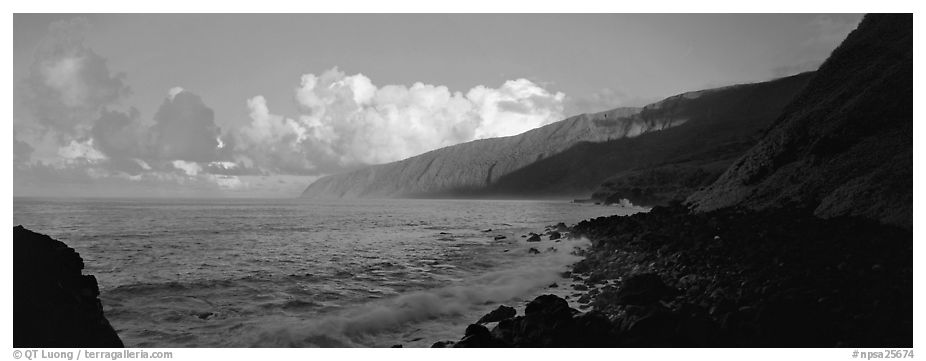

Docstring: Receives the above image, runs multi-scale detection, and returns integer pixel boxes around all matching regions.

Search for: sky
[12,13,863,198]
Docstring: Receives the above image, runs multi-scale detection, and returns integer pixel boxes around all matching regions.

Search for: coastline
[433,203,912,347]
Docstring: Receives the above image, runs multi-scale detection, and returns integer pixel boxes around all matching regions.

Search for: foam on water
[13,198,633,347]
[248,237,591,347]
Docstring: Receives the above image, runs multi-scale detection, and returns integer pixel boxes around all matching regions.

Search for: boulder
[454,324,501,347]
[615,273,677,305]
[476,305,516,324]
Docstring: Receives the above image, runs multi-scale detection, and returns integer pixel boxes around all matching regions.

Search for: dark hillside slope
[487,72,814,199]
[687,14,912,230]
[301,107,646,198]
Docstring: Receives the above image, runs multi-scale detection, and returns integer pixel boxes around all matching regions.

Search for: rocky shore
[432,203,912,347]
[431,13,912,348]
[14,226,124,347]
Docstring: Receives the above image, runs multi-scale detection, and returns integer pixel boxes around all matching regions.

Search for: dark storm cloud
[149,91,224,162]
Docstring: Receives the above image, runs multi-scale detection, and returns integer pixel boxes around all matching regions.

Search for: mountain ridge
[686,13,912,230]
[302,73,814,200]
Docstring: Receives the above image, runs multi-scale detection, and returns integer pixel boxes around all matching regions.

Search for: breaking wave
[248,237,590,347]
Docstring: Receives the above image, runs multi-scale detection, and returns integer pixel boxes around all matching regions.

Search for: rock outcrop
[433,294,616,347]
[13,226,124,347]
[569,203,912,347]
[687,14,912,230]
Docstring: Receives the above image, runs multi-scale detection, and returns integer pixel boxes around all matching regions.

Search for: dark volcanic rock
[688,14,913,230]
[571,201,912,347]
[454,324,500,347]
[526,234,541,242]
[441,295,618,347]
[14,226,124,347]
[528,248,540,255]
[431,340,456,348]
[548,231,562,240]
[493,235,506,240]
[495,295,614,347]
[477,305,516,324]
[614,273,676,305]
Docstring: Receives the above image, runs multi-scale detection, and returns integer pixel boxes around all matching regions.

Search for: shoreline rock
[14,226,124,348]
[435,202,911,347]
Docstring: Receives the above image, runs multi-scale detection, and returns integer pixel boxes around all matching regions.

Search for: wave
[246,237,591,347]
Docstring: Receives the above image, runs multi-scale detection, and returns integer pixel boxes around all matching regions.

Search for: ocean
[13,197,643,347]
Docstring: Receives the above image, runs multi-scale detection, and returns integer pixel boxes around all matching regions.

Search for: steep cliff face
[14,226,124,347]
[303,73,812,199]
[302,107,652,198]
[487,72,813,198]
[687,14,912,230]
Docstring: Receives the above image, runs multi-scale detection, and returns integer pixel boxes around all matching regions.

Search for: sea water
[13,197,642,347]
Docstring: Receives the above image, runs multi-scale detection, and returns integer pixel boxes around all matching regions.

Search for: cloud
[149,89,226,162]
[14,139,34,164]
[58,138,107,162]
[91,108,146,159]
[14,18,256,195]
[17,18,131,137]
[467,79,566,139]
[171,160,202,176]
[16,19,572,195]
[238,67,566,174]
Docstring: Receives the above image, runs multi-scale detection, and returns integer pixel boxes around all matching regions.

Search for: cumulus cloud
[16,19,574,196]
[149,89,225,162]
[171,160,202,176]
[237,67,566,174]
[18,18,130,137]
[57,138,107,162]
[15,18,244,193]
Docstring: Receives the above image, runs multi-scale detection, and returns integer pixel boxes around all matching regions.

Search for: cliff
[13,226,124,347]
[494,72,812,200]
[303,73,812,199]
[687,14,912,230]
[433,13,913,348]
[302,107,647,198]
